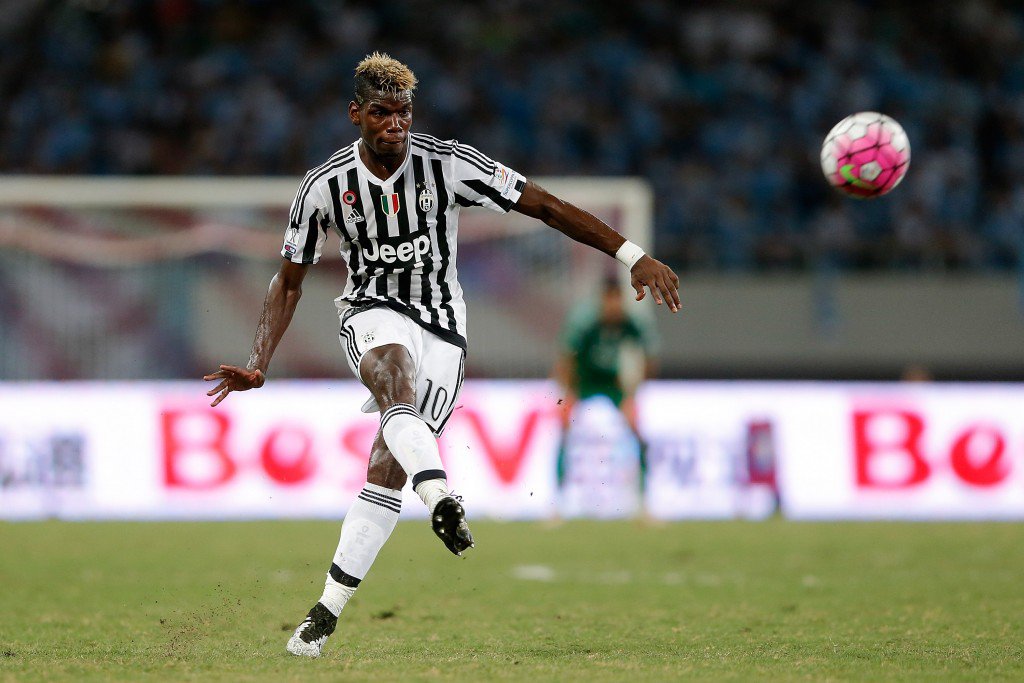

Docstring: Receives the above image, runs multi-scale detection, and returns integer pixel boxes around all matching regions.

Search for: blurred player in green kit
[553,277,659,517]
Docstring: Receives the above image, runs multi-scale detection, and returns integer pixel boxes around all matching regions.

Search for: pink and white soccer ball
[820,112,910,198]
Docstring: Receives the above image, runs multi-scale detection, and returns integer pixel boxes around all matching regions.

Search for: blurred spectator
[0,0,1022,272]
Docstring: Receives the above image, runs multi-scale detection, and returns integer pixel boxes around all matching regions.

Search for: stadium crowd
[1,0,1022,271]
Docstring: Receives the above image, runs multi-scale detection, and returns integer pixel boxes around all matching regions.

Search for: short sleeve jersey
[281,133,526,349]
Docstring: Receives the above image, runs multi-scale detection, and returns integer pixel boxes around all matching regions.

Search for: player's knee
[361,344,416,404]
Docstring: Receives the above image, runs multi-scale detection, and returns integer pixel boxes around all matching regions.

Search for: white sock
[319,483,402,617]
[320,581,357,618]
[414,479,449,513]
[380,404,448,510]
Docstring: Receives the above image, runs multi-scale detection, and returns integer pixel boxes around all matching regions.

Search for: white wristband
[615,240,645,269]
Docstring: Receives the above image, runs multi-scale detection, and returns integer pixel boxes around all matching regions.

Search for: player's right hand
[203,365,265,407]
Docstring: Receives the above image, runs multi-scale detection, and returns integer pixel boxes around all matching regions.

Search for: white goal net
[0,176,652,379]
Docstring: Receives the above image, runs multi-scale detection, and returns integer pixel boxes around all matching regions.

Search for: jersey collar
[354,139,412,186]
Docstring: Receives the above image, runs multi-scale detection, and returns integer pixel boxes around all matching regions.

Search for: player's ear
[347,101,361,126]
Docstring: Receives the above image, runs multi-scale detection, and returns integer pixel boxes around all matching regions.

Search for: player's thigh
[414,333,465,436]
[339,306,423,388]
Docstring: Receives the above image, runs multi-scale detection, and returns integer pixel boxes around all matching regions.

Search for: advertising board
[2,381,1020,520]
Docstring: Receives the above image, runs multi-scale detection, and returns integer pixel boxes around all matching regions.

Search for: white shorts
[338,305,466,436]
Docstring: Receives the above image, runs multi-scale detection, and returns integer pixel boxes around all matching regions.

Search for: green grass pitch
[1,519,1022,681]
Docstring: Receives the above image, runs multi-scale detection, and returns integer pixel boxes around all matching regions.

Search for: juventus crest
[418,186,435,212]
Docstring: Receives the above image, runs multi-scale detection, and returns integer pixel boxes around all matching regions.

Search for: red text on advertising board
[160,405,545,489]
[853,408,1010,489]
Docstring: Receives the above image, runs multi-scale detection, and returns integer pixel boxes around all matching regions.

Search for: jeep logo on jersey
[361,232,432,269]
[380,193,401,216]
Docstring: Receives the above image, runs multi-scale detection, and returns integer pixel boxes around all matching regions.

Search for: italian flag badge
[380,193,401,216]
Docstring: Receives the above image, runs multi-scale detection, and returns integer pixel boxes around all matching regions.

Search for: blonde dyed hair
[354,52,417,103]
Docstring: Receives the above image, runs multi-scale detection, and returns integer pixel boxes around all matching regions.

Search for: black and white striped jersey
[281,133,526,349]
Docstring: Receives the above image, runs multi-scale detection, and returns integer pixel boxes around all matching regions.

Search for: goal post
[0,176,653,379]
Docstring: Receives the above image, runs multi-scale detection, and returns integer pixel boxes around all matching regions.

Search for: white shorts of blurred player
[561,395,643,519]
[338,305,465,437]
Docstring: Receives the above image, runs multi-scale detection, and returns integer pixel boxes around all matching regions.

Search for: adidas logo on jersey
[362,233,431,267]
[344,208,364,225]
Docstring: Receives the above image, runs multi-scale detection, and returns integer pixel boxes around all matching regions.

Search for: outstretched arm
[512,180,680,312]
[204,259,309,406]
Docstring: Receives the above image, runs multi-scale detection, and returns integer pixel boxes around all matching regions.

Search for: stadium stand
[1,0,1022,271]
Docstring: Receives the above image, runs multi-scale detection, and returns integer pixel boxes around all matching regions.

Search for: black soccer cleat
[432,495,475,556]
[286,602,338,658]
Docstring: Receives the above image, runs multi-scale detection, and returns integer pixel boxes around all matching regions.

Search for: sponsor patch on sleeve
[493,163,519,199]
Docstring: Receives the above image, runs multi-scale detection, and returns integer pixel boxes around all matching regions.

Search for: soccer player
[203,53,680,658]
[553,278,658,518]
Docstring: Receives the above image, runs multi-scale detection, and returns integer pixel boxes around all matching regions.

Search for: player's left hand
[203,365,266,406]
[630,255,681,312]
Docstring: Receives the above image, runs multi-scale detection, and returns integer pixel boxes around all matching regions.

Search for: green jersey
[561,304,657,405]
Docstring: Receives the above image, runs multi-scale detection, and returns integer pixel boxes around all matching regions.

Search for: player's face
[349,96,413,159]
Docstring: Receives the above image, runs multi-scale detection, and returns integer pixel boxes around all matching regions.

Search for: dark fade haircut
[354,52,417,105]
